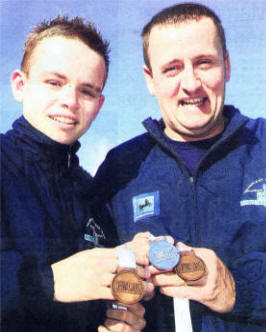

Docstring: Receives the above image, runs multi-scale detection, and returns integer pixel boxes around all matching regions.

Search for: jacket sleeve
[1,250,54,318]
[228,252,266,326]
[1,173,54,319]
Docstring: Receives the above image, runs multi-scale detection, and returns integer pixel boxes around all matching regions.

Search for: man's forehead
[149,17,217,37]
[29,36,105,69]
[147,17,222,56]
[26,36,106,89]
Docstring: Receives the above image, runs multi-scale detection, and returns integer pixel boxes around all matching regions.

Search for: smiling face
[12,36,106,144]
[144,17,231,141]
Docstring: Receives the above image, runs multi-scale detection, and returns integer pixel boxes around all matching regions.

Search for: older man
[95,3,266,331]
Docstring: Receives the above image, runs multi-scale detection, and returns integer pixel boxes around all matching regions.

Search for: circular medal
[175,251,206,281]
[111,270,144,305]
[149,239,180,270]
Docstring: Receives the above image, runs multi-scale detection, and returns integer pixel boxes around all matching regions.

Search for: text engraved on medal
[113,280,143,295]
[155,247,179,263]
[175,254,206,281]
[112,270,144,305]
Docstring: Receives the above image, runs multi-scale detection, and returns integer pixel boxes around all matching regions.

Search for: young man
[94,3,266,331]
[1,16,151,332]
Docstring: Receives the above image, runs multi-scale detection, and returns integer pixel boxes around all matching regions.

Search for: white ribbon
[174,297,193,332]
[117,247,136,269]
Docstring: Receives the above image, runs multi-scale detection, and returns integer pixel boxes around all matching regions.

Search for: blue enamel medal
[149,238,180,270]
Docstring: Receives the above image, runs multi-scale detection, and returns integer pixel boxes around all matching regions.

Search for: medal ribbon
[174,297,193,332]
[174,248,193,332]
[117,247,136,269]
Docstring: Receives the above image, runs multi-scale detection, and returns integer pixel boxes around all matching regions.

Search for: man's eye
[163,65,182,77]
[80,88,100,99]
[198,59,212,67]
[165,66,178,73]
[45,80,61,87]
[81,89,94,97]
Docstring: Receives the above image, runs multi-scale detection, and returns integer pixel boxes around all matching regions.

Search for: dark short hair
[21,15,110,87]
[142,3,226,71]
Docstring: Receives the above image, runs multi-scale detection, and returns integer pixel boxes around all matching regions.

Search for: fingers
[145,264,172,276]
[103,319,141,332]
[124,232,175,266]
[152,271,187,287]
[165,235,175,245]
[104,302,146,331]
[135,265,150,279]
[142,280,155,301]
[124,235,150,266]
[156,245,236,313]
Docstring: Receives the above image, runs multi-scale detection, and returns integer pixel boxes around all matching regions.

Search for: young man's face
[144,17,231,141]
[12,36,105,144]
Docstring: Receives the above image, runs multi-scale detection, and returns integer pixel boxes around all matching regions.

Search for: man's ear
[11,70,26,103]
[94,94,105,119]
[143,65,156,96]
[225,51,231,82]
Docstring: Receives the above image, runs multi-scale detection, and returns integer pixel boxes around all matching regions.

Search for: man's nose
[180,65,201,93]
[60,84,79,111]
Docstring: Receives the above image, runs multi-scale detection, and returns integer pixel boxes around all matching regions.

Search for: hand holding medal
[111,232,159,306]
[150,240,236,313]
[111,248,145,305]
[175,248,206,282]
[148,236,206,282]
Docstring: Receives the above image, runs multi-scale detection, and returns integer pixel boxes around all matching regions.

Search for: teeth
[180,98,206,106]
[50,116,75,124]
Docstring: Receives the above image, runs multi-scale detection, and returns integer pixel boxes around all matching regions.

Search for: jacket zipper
[67,152,71,168]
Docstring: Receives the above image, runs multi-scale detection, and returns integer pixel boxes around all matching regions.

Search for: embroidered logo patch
[132,191,160,222]
[240,178,266,207]
[84,217,106,246]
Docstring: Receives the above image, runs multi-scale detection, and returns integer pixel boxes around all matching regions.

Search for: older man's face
[144,17,230,141]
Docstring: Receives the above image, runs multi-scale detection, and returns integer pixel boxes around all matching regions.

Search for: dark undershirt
[163,132,222,175]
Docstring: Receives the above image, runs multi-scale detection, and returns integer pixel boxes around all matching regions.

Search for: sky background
[1,0,265,174]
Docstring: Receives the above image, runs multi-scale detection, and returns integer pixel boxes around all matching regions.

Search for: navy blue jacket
[1,117,118,332]
[95,106,266,331]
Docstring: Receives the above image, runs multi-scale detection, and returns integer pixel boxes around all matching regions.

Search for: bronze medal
[111,270,144,305]
[175,251,206,281]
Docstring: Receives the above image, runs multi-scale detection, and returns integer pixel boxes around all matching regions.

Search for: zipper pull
[67,152,71,168]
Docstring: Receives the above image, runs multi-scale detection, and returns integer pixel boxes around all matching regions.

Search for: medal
[111,248,144,305]
[112,270,144,305]
[149,237,181,270]
[175,250,206,281]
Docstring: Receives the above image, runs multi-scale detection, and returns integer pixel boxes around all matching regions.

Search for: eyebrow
[42,72,102,93]
[161,54,219,68]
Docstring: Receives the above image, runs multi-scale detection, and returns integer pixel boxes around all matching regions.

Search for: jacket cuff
[229,252,266,324]
[19,260,55,313]
[39,264,55,301]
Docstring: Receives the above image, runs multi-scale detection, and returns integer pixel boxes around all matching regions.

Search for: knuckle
[204,286,216,302]
[121,310,129,322]
[140,318,147,330]
[139,305,146,316]
[135,318,146,330]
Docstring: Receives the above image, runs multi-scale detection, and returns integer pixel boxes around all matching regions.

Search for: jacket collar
[142,105,248,148]
[12,116,80,168]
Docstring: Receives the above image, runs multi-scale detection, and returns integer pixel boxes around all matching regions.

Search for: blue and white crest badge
[240,178,266,207]
[132,191,160,222]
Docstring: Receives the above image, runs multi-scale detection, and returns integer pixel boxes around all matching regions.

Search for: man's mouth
[180,97,207,106]
[49,115,77,125]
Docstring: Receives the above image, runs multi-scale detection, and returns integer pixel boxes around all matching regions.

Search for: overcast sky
[1,0,265,174]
